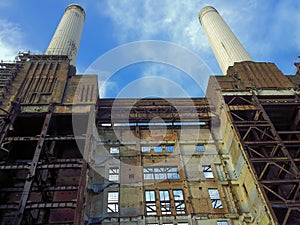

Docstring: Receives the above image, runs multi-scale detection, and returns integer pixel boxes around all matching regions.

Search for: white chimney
[45,4,85,66]
[199,6,252,74]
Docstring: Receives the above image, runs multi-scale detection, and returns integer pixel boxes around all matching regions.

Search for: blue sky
[0,0,299,98]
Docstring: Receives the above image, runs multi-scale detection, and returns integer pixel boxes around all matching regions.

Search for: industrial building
[0,3,299,225]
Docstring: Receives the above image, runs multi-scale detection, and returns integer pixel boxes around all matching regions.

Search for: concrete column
[45,4,85,66]
[199,6,252,74]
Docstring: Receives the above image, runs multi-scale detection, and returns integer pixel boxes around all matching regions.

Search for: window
[203,165,214,178]
[173,190,186,214]
[208,188,223,208]
[145,190,157,215]
[110,147,119,154]
[165,145,175,152]
[141,145,174,153]
[196,144,205,152]
[145,189,186,216]
[143,167,180,180]
[217,221,229,225]
[141,146,151,152]
[108,167,119,181]
[159,190,171,215]
[107,192,119,213]
[154,146,162,152]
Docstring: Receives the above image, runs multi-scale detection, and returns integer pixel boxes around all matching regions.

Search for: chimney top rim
[199,6,219,24]
[65,3,86,19]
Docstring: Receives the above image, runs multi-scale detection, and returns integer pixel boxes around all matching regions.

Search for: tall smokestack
[45,4,85,66]
[199,6,252,74]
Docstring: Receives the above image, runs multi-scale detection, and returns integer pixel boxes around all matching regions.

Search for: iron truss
[224,93,300,225]
[0,106,91,225]
[97,98,216,126]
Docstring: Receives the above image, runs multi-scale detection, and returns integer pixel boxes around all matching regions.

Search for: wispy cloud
[0,19,24,61]
[97,0,299,73]
[90,0,299,97]
[102,1,209,51]
[93,1,216,97]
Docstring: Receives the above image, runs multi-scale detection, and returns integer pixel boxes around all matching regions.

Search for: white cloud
[98,0,299,72]
[102,0,209,50]
[92,0,300,97]
[0,19,24,61]
[94,0,218,98]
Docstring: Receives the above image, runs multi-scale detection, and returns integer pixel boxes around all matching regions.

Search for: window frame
[143,166,180,180]
[165,145,175,152]
[208,188,223,209]
[159,190,171,215]
[173,189,186,214]
[110,146,120,154]
[202,165,214,178]
[144,189,186,216]
[107,191,119,213]
[196,144,205,152]
[217,221,229,225]
[108,167,120,182]
[145,190,157,215]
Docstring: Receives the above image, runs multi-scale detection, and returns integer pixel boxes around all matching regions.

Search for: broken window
[208,188,223,208]
[165,145,175,152]
[108,167,119,182]
[217,221,229,225]
[110,147,119,154]
[145,190,157,215]
[203,165,214,178]
[173,190,186,214]
[145,189,186,216]
[154,146,162,152]
[196,144,205,152]
[143,167,180,180]
[107,191,119,213]
[141,146,151,152]
[159,190,171,215]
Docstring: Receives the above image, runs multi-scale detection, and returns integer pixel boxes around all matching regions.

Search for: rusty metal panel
[217,62,294,90]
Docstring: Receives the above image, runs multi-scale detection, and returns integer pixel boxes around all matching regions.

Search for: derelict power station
[0,4,299,225]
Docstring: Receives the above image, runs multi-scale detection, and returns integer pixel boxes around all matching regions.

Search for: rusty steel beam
[250,157,299,162]
[225,94,300,225]
[13,107,53,225]
[0,186,79,192]
[0,202,76,210]
[0,101,20,145]
[5,135,86,141]
[74,106,95,225]
[97,98,214,124]
[271,202,300,208]
[0,159,83,170]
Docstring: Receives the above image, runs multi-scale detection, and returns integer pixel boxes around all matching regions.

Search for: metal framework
[224,93,300,225]
[0,108,90,224]
[97,98,215,125]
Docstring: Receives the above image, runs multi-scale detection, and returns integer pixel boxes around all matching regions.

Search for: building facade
[0,4,299,225]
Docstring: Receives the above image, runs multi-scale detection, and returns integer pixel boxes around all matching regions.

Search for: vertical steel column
[13,106,53,225]
[0,101,20,145]
[74,106,95,224]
